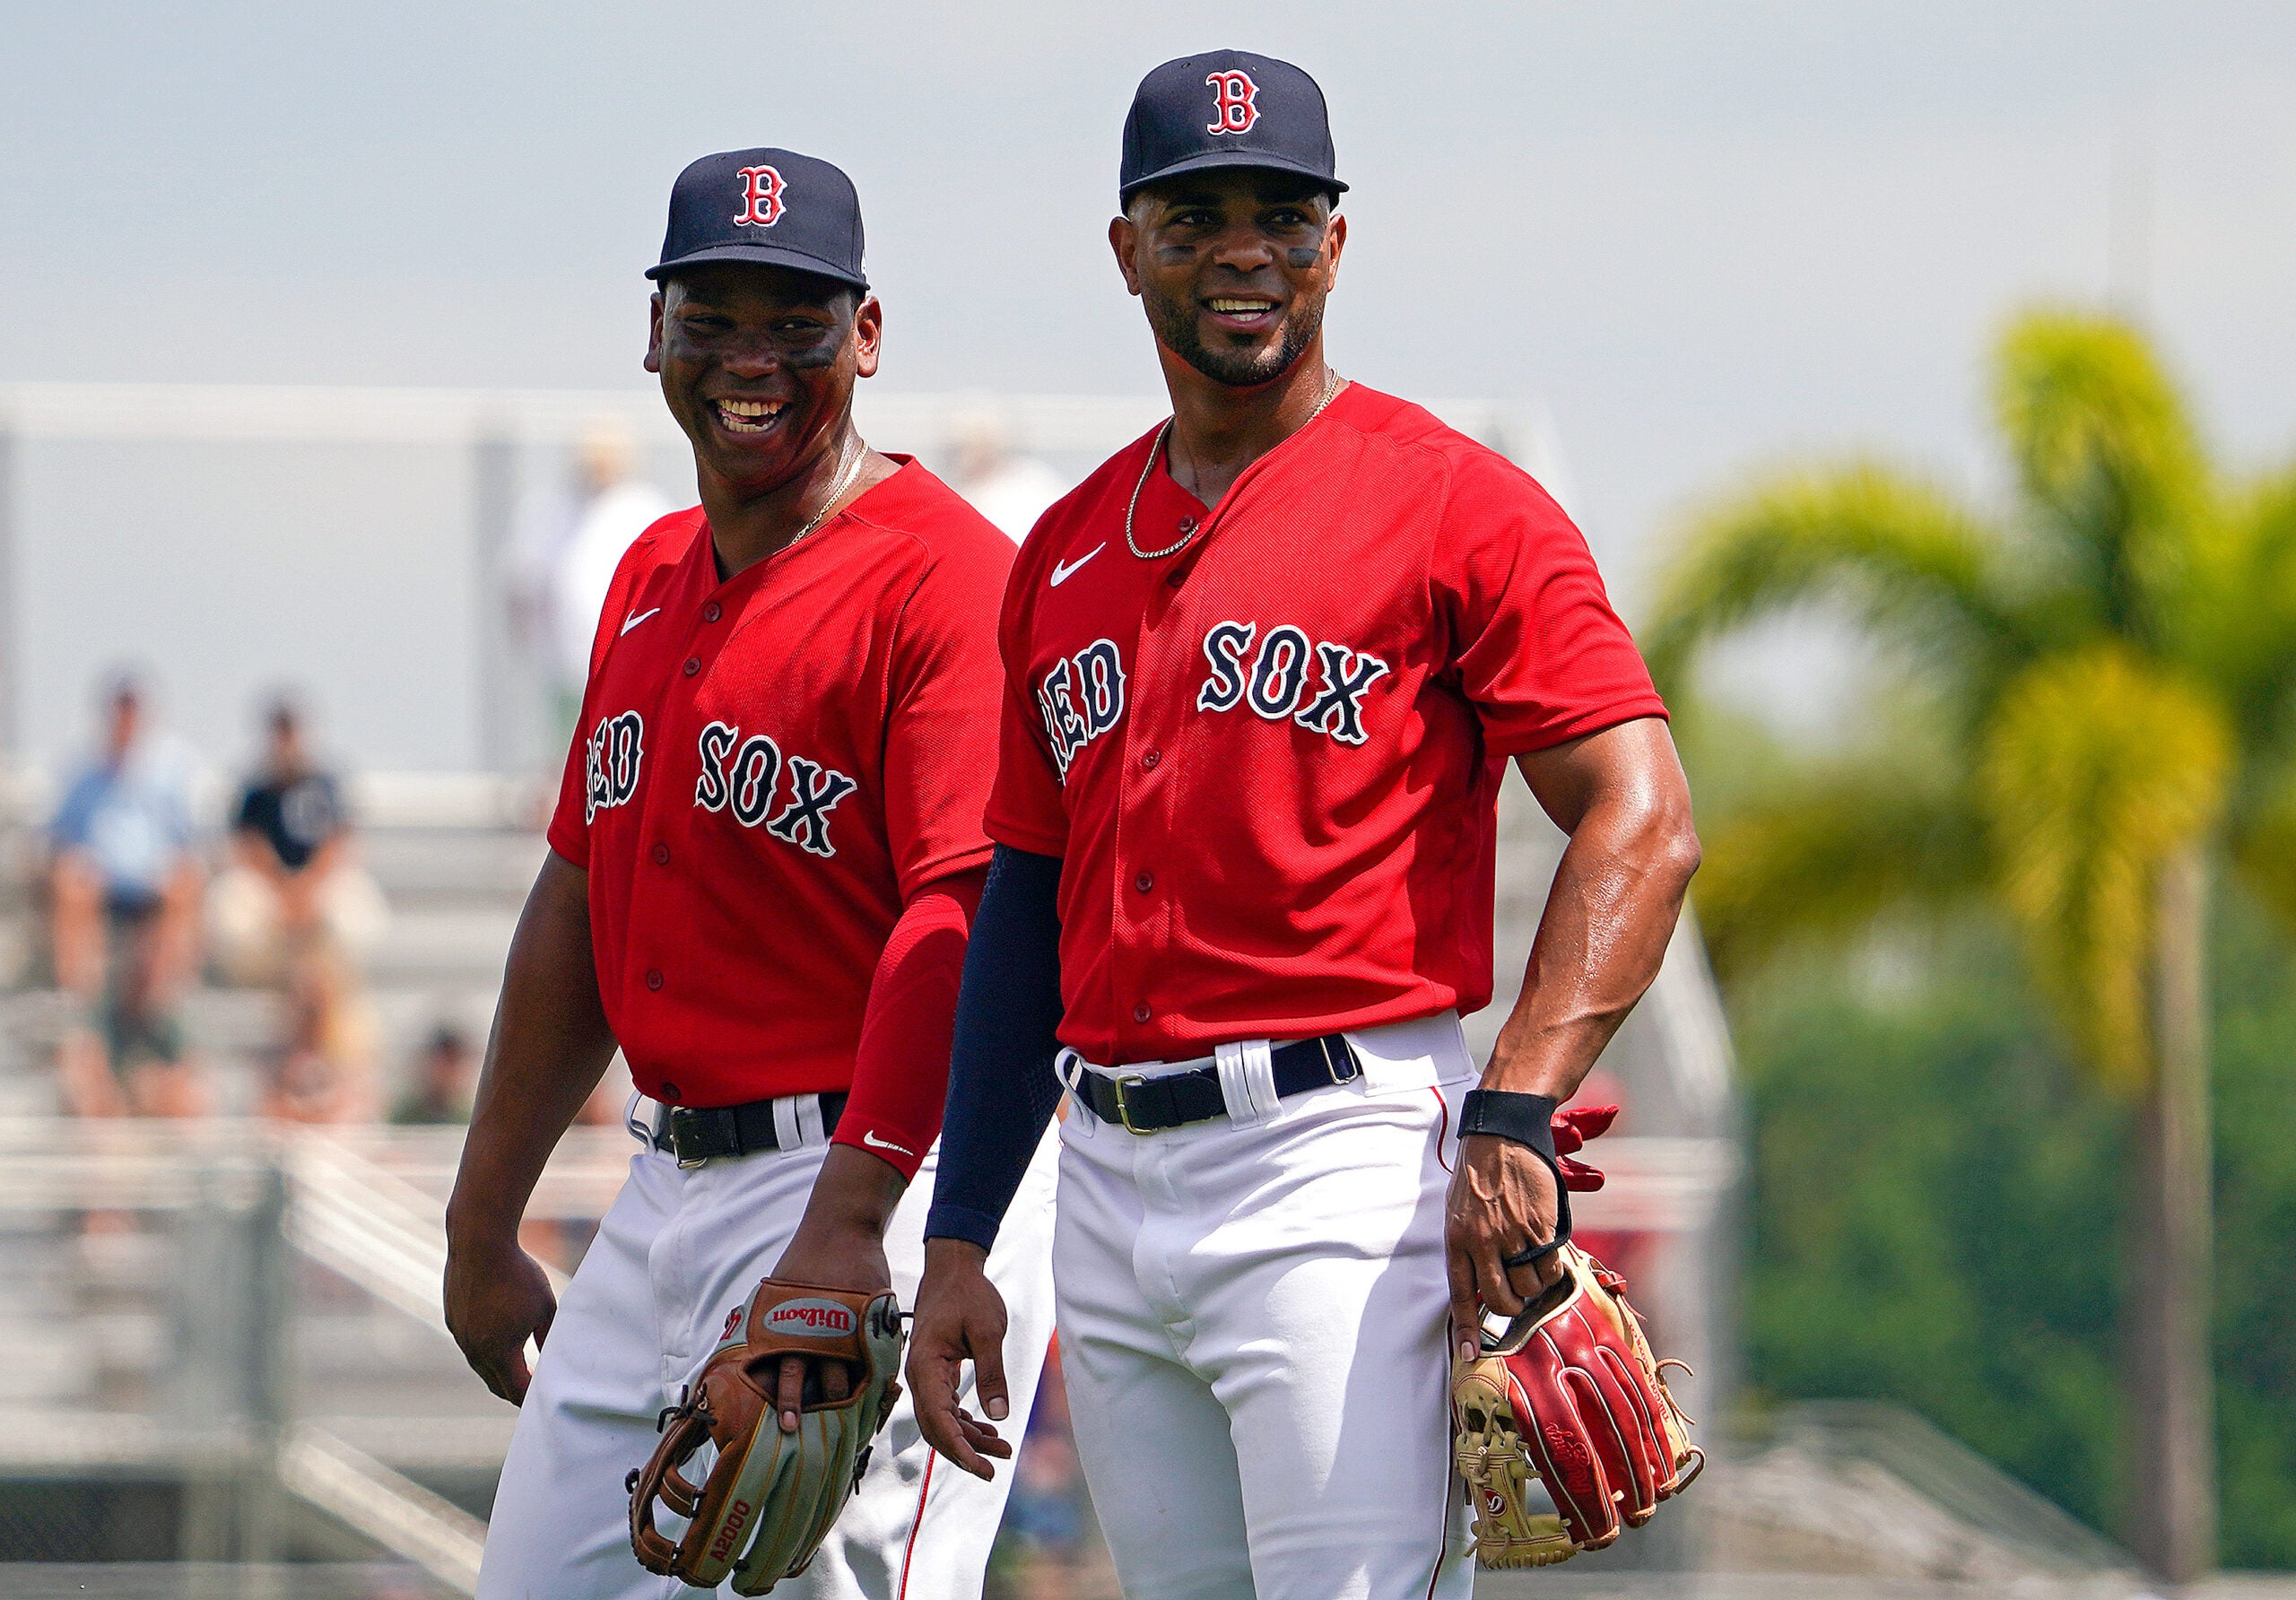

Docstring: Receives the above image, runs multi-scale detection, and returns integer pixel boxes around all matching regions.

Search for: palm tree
[1643,309,2296,1583]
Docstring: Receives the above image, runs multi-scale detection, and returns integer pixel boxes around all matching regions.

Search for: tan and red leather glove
[1450,1244,1701,1569]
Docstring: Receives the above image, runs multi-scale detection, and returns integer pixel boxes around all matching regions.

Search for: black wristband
[1457,1090,1572,1267]
[1457,1090,1560,1161]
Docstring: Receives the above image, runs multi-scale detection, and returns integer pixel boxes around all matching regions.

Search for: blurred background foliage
[1654,307,2296,1571]
[1715,854,2296,1568]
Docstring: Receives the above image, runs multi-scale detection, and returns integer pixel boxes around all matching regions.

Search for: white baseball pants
[476,1100,1060,1600]
[1053,1011,1478,1600]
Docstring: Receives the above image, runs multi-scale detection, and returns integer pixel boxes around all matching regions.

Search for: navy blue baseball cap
[646,147,868,291]
[1120,51,1346,205]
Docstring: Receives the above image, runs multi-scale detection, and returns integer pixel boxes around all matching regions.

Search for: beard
[1144,280,1325,388]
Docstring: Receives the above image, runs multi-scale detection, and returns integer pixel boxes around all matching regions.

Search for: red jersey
[548,459,1011,1111]
[986,384,1665,1067]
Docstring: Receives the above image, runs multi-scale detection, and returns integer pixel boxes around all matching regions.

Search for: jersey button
[1133,1003,1152,1023]
[1165,569,1186,588]
[1178,516,1198,535]
[1141,748,1161,770]
[660,1082,682,1103]
[646,969,664,991]
[1135,871,1153,892]
[702,602,722,622]
[651,843,671,865]
[683,658,700,677]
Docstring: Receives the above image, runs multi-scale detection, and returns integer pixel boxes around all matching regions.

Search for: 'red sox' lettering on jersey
[1194,621,1392,743]
[548,460,1011,1109]
[691,719,858,856]
[584,710,646,822]
[987,384,1666,1066]
[1039,619,1394,770]
[1033,639,1126,779]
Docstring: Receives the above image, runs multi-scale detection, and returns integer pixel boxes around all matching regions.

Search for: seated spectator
[48,674,206,1117]
[391,1022,476,1126]
[207,696,387,1121]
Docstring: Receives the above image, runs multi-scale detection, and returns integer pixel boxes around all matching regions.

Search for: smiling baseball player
[444,147,1057,1598]
[904,54,1701,1599]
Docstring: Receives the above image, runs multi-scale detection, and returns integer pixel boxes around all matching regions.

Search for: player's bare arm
[444,851,618,1404]
[1445,717,1700,1355]
[909,1236,1018,1481]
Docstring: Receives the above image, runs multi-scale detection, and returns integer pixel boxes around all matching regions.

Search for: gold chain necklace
[1125,369,1344,561]
[787,436,867,551]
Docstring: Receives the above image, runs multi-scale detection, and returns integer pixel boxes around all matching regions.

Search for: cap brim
[1119,150,1347,204]
[645,242,868,291]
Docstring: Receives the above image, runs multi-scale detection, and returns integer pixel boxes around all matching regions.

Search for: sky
[3,1,2292,767]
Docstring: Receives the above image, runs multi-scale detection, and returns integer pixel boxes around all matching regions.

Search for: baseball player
[905,54,1700,1600]
[443,148,1059,1598]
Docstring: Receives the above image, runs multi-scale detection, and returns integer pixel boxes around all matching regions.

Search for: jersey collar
[1141,379,1373,530]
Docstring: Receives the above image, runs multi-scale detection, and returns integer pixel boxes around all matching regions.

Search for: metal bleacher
[0,778,599,1596]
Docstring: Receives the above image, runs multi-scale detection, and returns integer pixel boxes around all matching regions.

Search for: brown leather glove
[628,1279,904,1595]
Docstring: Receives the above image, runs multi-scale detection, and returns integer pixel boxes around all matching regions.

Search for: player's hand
[443,1236,557,1405]
[906,1238,1014,1482]
[765,1213,894,1435]
[1445,1135,1564,1365]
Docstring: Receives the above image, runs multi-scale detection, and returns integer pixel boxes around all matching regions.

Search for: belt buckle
[670,1107,739,1169]
[1111,1072,1159,1135]
[1322,1035,1361,1084]
[668,1110,709,1169]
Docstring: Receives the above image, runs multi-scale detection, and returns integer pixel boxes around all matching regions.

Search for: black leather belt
[651,1092,848,1166]
[1079,1034,1358,1134]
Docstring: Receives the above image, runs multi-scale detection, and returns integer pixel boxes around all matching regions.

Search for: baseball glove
[628,1278,904,1595]
[1451,1244,1701,1569]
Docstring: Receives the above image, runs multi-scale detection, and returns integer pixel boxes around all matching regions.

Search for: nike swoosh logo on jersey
[1048,544,1105,587]
[620,607,661,635]
[859,1129,914,1157]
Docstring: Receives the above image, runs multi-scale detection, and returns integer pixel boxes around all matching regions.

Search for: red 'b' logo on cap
[1205,70,1259,135]
[735,165,787,227]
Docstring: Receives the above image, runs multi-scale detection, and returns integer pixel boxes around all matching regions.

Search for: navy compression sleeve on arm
[923,844,1066,1252]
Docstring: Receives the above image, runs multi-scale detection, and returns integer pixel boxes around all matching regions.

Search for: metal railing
[0,1118,627,1593]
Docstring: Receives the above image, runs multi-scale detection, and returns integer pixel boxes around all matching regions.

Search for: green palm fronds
[1657,306,2292,1578]
[1694,763,1986,981]
[1982,648,2231,1093]
[1657,308,2296,1088]
[1644,465,2030,698]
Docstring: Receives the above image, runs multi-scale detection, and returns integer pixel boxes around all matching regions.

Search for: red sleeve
[831,865,987,1181]
[1432,451,1667,756]
[881,535,1011,897]
[981,552,1071,857]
